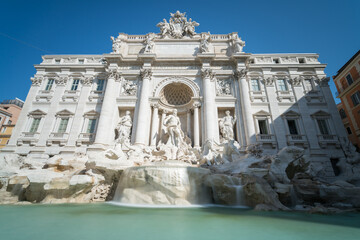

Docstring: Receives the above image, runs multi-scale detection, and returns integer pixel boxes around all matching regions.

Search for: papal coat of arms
[157,11,199,38]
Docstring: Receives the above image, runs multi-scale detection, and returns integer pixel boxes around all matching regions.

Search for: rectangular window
[71,79,80,91]
[350,91,360,107]
[97,79,105,91]
[346,127,352,135]
[258,120,269,134]
[339,109,347,119]
[317,119,330,135]
[1,127,6,133]
[29,118,41,133]
[287,119,299,135]
[346,74,353,86]
[45,79,54,91]
[277,79,288,91]
[87,119,96,133]
[58,118,69,133]
[79,59,84,64]
[251,79,260,91]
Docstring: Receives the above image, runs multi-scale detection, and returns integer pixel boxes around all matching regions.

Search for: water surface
[0,203,359,240]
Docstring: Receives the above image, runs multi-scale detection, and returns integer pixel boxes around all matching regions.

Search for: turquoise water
[0,203,359,240]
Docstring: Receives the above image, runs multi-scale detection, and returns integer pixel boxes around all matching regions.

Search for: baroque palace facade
[1,12,349,177]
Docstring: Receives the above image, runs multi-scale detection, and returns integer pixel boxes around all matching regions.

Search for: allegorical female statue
[116,111,132,144]
[218,110,236,140]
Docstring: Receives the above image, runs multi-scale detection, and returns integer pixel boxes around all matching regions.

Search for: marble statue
[200,140,221,165]
[144,34,155,53]
[115,111,132,144]
[218,111,236,141]
[183,18,199,37]
[163,109,184,147]
[200,34,211,53]
[156,19,171,37]
[230,34,245,53]
[221,139,241,163]
[110,36,122,54]
[157,11,199,38]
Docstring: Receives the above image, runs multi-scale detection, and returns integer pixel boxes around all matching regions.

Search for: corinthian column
[193,103,201,148]
[134,68,152,145]
[94,68,122,146]
[201,69,219,142]
[150,103,159,147]
[235,69,256,145]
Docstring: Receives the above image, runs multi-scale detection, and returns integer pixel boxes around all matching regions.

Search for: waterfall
[225,175,246,206]
[112,163,212,206]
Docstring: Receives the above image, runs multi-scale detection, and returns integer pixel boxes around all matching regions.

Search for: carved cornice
[106,68,122,81]
[140,68,153,79]
[233,69,247,79]
[55,76,68,86]
[30,76,44,86]
[201,69,215,81]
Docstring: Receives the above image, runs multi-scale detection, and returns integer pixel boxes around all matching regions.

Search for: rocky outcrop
[113,163,212,205]
[204,174,242,205]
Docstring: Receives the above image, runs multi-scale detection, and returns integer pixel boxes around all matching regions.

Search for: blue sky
[1,0,359,103]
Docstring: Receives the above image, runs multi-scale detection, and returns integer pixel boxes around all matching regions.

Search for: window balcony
[88,90,104,102]
[46,132,69,146]
[17,132,40,146]
[76,133,95,146]
[249,90,266,102]
[35,90,54,102]
[286,134,308,148]
[62,90,80,102]
[256,134,276,148]
[317,134,340,148]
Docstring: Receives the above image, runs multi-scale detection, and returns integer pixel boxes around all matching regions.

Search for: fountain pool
[0,203,359,240]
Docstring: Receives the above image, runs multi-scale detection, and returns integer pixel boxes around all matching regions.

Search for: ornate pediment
[310,110,330,118]
[157,11,199,38]
[56,109,74,117]
[28,109,46,117]
[83,110,99,117]
[253,110,271,116]
[282,110,300,117]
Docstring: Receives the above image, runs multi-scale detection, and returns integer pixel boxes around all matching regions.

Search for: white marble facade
[1,12,350,177]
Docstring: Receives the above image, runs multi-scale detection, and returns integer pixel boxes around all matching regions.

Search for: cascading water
[112,162,213,206]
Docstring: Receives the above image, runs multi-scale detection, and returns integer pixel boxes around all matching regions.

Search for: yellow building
[0,98,24,148]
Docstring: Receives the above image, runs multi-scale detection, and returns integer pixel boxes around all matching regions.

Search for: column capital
[201,68,215,81]
[55,76,69,86]
[106,68,122,81]
[318,76,330,87]
[289,76,303,86]
[30,76,44,86]
[140,68,153,80]
[233,69,247,79]
[193,102,201,108]
[81,76,94,86]
[150,103,159,108]
[262,76,276,86]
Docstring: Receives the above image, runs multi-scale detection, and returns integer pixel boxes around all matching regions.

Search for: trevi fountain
[0,11,359,240]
